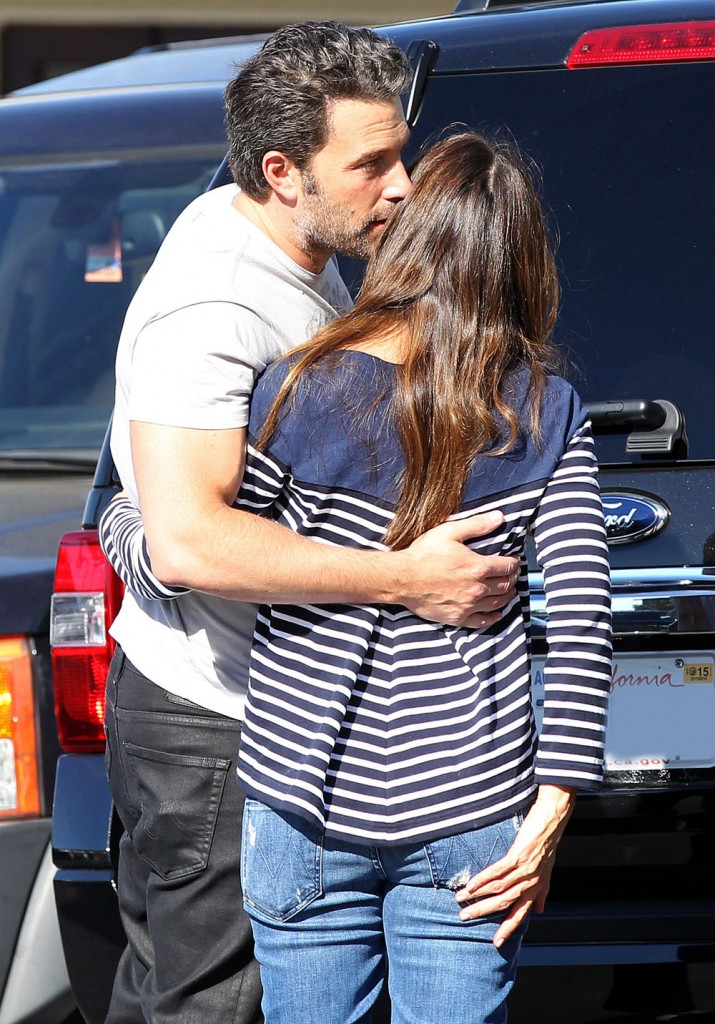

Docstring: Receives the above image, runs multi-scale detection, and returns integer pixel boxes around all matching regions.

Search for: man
[101,22,519,1024]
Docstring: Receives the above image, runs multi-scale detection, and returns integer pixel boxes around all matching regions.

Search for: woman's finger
[492,897,534,947]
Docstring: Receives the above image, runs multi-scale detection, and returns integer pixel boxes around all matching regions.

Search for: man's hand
[396,512,519,628]
[454,785,576,947]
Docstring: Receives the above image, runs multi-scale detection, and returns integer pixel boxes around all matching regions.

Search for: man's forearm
[153,502,403,603]
[149,503,517,627]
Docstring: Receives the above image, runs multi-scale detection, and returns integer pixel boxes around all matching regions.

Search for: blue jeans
[104,649,263,1024]
[241,799,526,1024]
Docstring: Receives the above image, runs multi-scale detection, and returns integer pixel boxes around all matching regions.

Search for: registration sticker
[683,662,714,684]
[532,651,715,773]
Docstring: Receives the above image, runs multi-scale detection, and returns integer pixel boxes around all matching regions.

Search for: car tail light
[0,636,40,818]
[51,531,124,753]
[567,22,715,68]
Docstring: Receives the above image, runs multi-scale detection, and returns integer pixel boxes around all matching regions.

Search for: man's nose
[383,160,412,202]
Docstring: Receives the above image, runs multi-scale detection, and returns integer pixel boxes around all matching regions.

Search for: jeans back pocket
[123,741,231,880]
[241,799,323,923]
[425,814,523,893]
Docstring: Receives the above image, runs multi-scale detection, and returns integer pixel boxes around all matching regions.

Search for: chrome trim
[530,567,715,590]
[529,567,715,636]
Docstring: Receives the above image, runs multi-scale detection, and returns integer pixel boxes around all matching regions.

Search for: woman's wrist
[532,784,577,825]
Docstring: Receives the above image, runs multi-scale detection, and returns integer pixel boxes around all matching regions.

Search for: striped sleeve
[532,421,612,789]
[235,440,289,516]
[99,495,188,601]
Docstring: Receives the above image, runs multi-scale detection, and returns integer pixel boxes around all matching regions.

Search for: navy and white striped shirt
[235,353,611,844]
[101,351,611,846]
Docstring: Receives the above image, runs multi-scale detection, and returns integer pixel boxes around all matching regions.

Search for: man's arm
[130,420,518,627]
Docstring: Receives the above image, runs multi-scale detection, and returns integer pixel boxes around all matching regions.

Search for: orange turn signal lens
[0,636,40,818]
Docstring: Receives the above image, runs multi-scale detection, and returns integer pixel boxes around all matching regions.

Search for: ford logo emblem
[601,491,670,546]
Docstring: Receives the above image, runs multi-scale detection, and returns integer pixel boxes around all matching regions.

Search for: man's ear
[262,150,301,203]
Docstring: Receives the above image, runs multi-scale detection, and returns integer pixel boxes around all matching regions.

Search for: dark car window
[411,62,715,462]
[0,150,223,458]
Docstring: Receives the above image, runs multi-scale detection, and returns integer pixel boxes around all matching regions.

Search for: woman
[235,131,612,1024]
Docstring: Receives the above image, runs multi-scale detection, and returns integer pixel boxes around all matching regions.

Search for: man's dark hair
[225,21,412,200]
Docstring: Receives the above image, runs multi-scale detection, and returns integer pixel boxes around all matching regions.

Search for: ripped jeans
[241,799,527,1024]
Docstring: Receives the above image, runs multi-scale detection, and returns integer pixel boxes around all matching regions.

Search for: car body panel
[389,0,715,72]
[0,821,52,1004]
[12,38,265,95]
[0,58,228,1024]
[0,843,74,1024]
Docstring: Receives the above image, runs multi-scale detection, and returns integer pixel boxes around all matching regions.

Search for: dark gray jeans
[104,648,263,1024]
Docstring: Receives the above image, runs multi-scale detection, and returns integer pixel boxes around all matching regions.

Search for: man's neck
[231,191,331,274]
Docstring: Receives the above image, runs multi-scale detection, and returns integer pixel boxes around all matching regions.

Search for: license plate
[532,652,715,773]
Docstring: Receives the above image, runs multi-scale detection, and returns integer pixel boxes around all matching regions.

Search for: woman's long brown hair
[257,131,561,549]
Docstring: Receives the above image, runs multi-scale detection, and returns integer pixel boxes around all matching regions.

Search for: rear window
[0,147,223,460]
[411,61,715,462]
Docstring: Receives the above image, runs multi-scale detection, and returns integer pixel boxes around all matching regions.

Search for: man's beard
[296,172,386,261]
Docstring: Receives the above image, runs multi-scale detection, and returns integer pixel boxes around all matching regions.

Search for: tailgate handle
[586,399,688,458]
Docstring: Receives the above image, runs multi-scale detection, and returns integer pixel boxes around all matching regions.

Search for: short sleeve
[129,302,274,430]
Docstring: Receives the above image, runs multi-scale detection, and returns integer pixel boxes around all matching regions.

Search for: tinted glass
[411,62,715,461]
[0,151,222,458]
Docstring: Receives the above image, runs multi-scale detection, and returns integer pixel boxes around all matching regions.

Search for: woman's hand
[454,785,576,947]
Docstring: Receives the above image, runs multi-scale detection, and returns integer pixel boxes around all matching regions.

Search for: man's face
[295,97,411,261]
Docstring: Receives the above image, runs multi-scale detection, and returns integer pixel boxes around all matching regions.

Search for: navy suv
[0,38,260,1024]
[33,1,715,1020]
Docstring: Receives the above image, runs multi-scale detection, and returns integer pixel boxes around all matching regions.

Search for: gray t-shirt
[109,184,352,718]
